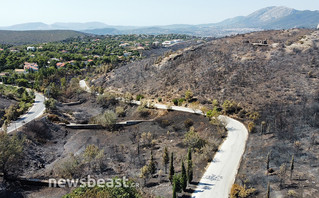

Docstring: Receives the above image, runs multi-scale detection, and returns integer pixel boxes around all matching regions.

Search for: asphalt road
[192,115,248,198]
[7,91,46,133]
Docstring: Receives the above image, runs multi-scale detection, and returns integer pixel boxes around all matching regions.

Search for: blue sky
[1,0,318,26]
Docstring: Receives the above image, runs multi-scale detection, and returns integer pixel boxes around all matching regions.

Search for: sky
[0,0,318,26]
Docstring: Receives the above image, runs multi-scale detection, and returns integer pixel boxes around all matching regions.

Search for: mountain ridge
[0,6,318,36]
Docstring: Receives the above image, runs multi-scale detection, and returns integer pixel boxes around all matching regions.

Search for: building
[0,72,9,77]
[27,46,36,51]
[14,69,25,74]
[317,24,319,29]
[24,62,39,72]
[119,43,130,47]
[56,62,66,68]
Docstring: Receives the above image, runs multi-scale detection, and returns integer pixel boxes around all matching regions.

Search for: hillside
[92,29,319,196]
[0,30,87,45]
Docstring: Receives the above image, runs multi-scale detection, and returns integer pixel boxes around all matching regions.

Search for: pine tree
[148,151,156,175]
[181,160,187,191]
[290,155,294,180]
[163,147,169,174]
[169,152,175,183]
[187,148,193,183]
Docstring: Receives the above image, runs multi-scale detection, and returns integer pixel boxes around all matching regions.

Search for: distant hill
[212,6,319,29]
[0,7,318,36]
[0,30,87,45]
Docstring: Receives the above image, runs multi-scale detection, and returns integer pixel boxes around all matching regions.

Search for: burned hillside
[92,29,319,196]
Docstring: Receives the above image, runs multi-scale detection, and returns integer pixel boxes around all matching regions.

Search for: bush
[178,98,185,106]
[136,94,144,101]
[172,98,178,106]
[184,126,206,149]
[45,98,57,111]
[91,110,117,129]
[185,90,193,101]
[248,122,255,133]
[116,106,125,117]
[184,118,194,128]
[222,100,241,114]
[206,107,220,119]
[63,178,141,198]
[230,184,256,198]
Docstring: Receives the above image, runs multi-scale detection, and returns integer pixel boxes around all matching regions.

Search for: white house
[27,46,36,51]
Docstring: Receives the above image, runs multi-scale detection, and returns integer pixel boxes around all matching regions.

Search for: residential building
[24,62,39,72]
[27,46,36,51]
[14,69,25,74]
[56,62,66,68]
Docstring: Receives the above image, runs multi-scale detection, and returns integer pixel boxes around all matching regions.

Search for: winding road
[7,91,46,133]
[79,80,248,197]
[192,116,248,198]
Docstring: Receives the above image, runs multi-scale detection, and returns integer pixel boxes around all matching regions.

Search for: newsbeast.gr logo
[48,175,139,188]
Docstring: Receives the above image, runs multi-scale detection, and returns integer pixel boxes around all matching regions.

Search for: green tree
[148,151,156,175]
[0,132,25,181]
[172,181,177,198]
[91,110,117,129]
[181,160,187,191]
[172,174,182,193]
[187,148,193,183]
[163,147,169,174]
[169,153,175,183]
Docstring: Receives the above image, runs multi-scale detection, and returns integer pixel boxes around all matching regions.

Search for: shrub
[115,106,125,117]
[248,122,255,133]
[184,118,194,128]
[63,178,141,198]
[206,107,220,119]
[157,98,162,102]
[184,126,206,149]
[230,184,256,198]
[172,98,178,106]
[222,100,241,114]
[91,110,117,129]
[136,94,144,101]
[185,90,193,101]
[287,190,298,197]
[178,98,185,106]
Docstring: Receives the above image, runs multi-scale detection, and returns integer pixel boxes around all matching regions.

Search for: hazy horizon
[1,0,319,27]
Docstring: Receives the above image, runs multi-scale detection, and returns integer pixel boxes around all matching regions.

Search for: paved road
[79,80,248,197]
[7,91,46,133]
[192,116,248,198]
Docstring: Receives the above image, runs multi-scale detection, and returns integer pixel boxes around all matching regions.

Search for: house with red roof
[24,62,39,72]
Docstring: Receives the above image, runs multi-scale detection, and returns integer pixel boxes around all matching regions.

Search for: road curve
[7,91,46,133]
[79,80,248,197]
[192,116,248,198]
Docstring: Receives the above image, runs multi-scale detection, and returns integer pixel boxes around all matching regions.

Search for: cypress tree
[181,160,187,191]
[172,179,177,198]
[187,148,193,183]
[148,151,156,175]
[163,147,169,174]
[169,152,175,183]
